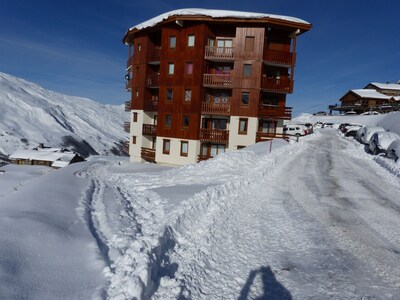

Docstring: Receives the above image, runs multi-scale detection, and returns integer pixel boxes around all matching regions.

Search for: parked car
[342,111,357,115]
[314,122,324,129]
[368,131,400,155]
[360,126,386,144]
[361,111,380,115]
[345,127,361,137]
[283,124,308,136]
[356,126,365,142]
[386,140,400,163]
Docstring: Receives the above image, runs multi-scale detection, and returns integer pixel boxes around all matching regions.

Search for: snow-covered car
[283,124,308,136]
[368,131,400,155]
[343,111,357,115]
[386,139,400,163]
[361,111,380,115]
[344,125,363,137]
[356,126,365,142]
[360,126,386,144]
[314,122,324,129]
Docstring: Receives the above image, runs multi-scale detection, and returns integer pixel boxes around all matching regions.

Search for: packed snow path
[83,130,400,299]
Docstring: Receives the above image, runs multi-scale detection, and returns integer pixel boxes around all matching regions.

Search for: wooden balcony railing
[261,77,293,93]
[142,124,157,136]
[256,132,290,142]
[201,101,231,115]
[124,101,131,111]
[141,147,156,163]
[203,74,232,88]
[144,100,158,111]
[123,122,130,133]
[264,49,293,66]
[146,74,160,88]
[199,129,229,143]
[258,105,292,119]
[205,46,234,60]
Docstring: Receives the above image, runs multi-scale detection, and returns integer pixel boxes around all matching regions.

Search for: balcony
[123,122,130,133]
[201,101,231,116]
[256,132,290,142]
[124,101,131,111]
[203,74,232,89]
[146,73,160,88]
[141,147,156,163]
[205,46,234,61]
[261,77,293,93]
[199,129,229,143]
[258,105,292,120]
[264,49,293,67]
[144,100,158,111]
[142,124,157,136]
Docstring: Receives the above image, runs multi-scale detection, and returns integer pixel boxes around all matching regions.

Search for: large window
[132,136,136,144]
[163,139,170,154]
[185,62,193,75]
[239,118,248,134]
[165,114,171,127]
[188,34,195,47]
[185,89,192,102]
[241,92,250,105]
[182,116,190,128]
[243,64,252,77]
[169,36,176,49]
[168,63,174,75]
[180,141,189,157]
[166,89,173,101]
[260,120,276,133]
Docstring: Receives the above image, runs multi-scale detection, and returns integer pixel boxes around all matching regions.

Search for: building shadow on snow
[238,266,292,300]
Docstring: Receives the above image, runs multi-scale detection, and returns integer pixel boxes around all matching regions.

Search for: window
[185,89,192,102]
[188,34,195,47]
[243,64,251,77]
[241,92,250,105]
[185,62,193,75]
[182,116,190,128]
[245,36,255,51]
[239,118,248,134]
[163,139,170,154]
[135,90,139,99]
[138,43,141,52]
[217,39,233,48]
[166,89,173,101]
[180,141,189,157]
[165,114,171,127]
[168,63,174,75]
[169,36,176,49]
[132,136,136,144]
[260,120,276,133]
[133,112,138,122]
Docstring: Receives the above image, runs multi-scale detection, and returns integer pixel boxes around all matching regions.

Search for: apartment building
[123,8,311,165]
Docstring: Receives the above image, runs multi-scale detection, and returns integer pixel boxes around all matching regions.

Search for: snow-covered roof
[368,82,400,91]
[351,89,393,99]
[128,8,310,32]
[9,148,78,165]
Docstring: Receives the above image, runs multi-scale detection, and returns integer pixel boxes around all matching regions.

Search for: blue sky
[1,0,399,115]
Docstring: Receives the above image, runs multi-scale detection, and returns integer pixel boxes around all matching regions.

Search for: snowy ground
[1,128,400,299]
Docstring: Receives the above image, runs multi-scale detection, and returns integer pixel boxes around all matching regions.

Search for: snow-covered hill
[0,72,128,158]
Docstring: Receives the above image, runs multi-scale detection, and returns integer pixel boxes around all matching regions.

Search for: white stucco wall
[228,116,258,150]
[129,110,144,162]
[155,137,199,166]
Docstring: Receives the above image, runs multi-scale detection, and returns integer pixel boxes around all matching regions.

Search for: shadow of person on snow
[238,266,292,300]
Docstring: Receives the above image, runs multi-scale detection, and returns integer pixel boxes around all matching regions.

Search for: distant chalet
[9,144,84,168]
[123,8,311,166]
[330,82,400,114]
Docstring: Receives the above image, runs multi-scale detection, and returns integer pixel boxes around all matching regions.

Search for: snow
[0,72,128,157]
[1,113,400,299]
[128,8,310,33]
[369,82,400,91]
[351,89,393,99]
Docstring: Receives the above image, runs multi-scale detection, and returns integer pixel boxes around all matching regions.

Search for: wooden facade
[123,9,311,165]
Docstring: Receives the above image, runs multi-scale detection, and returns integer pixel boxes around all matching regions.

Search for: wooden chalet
[330,82,400,114]
[123,8,311,165]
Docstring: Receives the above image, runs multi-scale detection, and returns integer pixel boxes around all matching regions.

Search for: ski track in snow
[78,130,400,299]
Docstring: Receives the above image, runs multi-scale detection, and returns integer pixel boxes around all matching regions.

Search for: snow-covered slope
[0,72,128,157]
